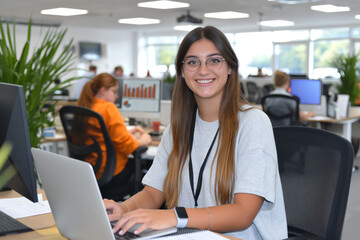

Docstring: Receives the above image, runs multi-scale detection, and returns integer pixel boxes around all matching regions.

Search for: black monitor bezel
[0,82,38,202]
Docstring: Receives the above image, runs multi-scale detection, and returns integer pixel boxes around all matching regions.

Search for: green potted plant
[0,143,15,189]
[162,65,176,100]
[0,19,78,147]
[331,53,360,106]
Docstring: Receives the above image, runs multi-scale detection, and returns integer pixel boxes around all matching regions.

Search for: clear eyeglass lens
[183,57,224,71]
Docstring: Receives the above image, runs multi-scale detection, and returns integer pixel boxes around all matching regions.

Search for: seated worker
[112,65,124,77]
[78,73,152,190]
[72,65,97,99]
[270,70,315,121]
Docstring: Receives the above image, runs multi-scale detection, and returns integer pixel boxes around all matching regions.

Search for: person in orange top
[78,73,152,188]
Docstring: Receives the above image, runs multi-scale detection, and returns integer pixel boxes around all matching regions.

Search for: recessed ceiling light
[138,0,189,9]
[259,20,294,27]
[204,11,249,19]
[41,7,88,16]
[174,24,200,31]
[118,18,160,25]
[311,4,350,13]
[355,15,360,20]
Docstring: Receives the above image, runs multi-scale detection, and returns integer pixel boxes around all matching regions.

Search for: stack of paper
[0,193,51,219]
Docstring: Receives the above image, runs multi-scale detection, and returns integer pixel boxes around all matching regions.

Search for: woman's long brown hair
[163,26,248,208]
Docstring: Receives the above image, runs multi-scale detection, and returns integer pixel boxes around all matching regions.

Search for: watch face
[176,207,188,219]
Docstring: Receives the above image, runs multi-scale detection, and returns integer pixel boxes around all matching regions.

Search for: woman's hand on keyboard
[113,209,177,236]
[104,198,127,222]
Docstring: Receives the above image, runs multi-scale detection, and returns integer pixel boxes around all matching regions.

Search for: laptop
[31,148,177,240]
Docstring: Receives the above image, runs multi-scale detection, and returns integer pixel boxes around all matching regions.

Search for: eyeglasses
[182,56,226,72]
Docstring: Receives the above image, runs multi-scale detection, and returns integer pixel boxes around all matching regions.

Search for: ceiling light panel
[138,0,189,9]
[260,20,295,27]
[204,11,249,19]
[174,24,200,31]
[311,4,350,13]
[118,18,160,25]
[355,15,360,20]
[41,8,88,16]
[268,0,321,4]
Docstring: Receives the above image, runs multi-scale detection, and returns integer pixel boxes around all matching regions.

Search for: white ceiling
[1,0,360,33]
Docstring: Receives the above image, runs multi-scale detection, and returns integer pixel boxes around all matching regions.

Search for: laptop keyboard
[114,231,141,240]
[0,210,33,236]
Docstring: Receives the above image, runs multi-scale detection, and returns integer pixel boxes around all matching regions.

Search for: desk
[0,190,65,240]
[40,132,68,156]
[0,190,239,240]
[304,106,360,142]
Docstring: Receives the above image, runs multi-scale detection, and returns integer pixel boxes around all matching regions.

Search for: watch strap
[174,207,188,228]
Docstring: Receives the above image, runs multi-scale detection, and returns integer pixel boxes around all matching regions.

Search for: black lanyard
[188,125,219,207]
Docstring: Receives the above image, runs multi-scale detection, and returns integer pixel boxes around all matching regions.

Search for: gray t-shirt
[142,106,287,239]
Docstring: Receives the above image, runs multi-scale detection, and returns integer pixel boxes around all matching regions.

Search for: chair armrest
[132,146,148,156]
[284,226,323,240]
[133,146,148,193]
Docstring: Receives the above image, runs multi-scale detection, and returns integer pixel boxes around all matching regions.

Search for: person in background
[112,65,124,77]
[72,65,97,99]
[77,73,152,192]
[104,26,287,239]
[270,70,315,120]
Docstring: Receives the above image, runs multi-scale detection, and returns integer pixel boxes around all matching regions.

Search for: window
[144,36,181,78]
[234,32,273,77]
[273,30,310,42]
[312,39,349,79]
[274,43,308,75]
[311,28,349,40]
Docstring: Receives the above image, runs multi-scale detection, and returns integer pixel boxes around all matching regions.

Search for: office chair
[59,105,146,201]
[261,83,275,96]
[245,81,261,104]
[261,94,300,127]
[273,126,354,240]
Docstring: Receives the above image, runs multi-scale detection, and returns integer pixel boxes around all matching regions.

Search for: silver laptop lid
[31,148,115,240]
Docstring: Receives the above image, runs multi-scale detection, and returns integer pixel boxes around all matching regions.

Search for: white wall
[2,23,137,95]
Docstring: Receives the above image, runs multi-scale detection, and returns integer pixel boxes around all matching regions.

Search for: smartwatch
[174,207,188,228]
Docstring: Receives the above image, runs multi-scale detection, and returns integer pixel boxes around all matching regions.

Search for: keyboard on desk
[115,231,143,240]
[0,210,33,236]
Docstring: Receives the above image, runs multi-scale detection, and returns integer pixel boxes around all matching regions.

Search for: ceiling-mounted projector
[177,11,203,24]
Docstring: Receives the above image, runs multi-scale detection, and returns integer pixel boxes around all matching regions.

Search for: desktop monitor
[115,77,162,120]
[79,41,102,60]
[289,79,322,105]
[0,82,38,202]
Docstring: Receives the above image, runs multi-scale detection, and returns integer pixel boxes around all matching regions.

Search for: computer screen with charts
[0,83,38,202]
[290,79,322,105]
[116,77,162,120]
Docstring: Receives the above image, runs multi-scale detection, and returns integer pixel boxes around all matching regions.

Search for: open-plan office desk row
[0,191,240,240]
[304,106,360,142]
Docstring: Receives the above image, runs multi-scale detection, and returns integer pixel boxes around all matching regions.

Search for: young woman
[104,26,287,239]
[77,73,151,191]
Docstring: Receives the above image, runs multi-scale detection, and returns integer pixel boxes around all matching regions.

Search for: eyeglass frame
[181,56,226,72]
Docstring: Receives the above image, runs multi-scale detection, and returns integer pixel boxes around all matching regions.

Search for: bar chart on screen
[123,82,157,99]
[116,78,162,119]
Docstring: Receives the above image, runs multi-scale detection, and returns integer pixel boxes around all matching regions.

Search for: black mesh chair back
[261,94,300,127]
[261,83,275,96]
[59,105,116,187]
[245,81,261,104]
[274,126,354,239]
